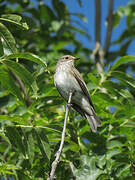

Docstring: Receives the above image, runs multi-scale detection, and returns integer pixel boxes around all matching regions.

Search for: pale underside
[54,64,93,115]
[54,61,101,132]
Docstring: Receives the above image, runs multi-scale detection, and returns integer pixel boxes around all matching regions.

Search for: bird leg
[67,90,75,106]
[65,90,74,112]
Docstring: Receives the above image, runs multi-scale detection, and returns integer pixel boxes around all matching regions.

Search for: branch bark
[47,91,73,180]
[93,0,114,73]
[93,0,104,73]
[104,0,114,56]
[95,0,101,44]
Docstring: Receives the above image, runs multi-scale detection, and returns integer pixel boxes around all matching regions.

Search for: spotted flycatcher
[54,55,101,132]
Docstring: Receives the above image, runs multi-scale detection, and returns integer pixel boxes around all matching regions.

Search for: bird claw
[65,103,71,109]
[69,90,76,95]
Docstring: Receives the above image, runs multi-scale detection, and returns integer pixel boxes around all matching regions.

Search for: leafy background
[0,0,135,179]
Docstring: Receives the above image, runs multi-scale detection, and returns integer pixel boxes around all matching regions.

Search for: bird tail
[85,108,101,133]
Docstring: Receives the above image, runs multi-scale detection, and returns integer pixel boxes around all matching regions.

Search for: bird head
[59,55,80,66]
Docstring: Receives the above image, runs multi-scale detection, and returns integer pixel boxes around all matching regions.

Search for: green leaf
[0,38,4,56]
[72,13,88,22]
[17,170,32,180]
[0,115,28,124]
[107,140,124,149]
[3,60,35,88]
[0,69,24,102]
[113,13,121,28]
[27,132,35,164]
[102,80,124,97]
[2,14,22,22]
[5,52,47,67]
[87,73,100,84]
[50,20,64,32]
[111,56,135,70]
[52,0,67,19]
[116,164,131,178]
[118,89,134,100]
[107,149,122,159]
[63,142,79,153]
[0,163,18,170]
[95,92,121,107]
[5,126,26,156]
[117,6,131,17]
[0,14,29,30]
[71,25,90,39]
[111,71,135,89]
[0,132,10,144]
[0,22,17,53]
[0,163,17,175]
[39,4,56,23]
[38,129,51,160]
[33,129,51,162]
[87,82,99,90]
[72,155,103,180]
[127,13,134,27]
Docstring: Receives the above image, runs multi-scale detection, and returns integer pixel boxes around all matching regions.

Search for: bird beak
[74,57,80,61]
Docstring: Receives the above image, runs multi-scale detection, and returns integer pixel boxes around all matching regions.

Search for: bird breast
[55,66,81,94]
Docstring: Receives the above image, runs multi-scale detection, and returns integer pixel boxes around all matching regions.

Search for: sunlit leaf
[107,140,124,149]
[72,155,104,180]
[111,71,135,89]
[0,115,28,124]
[5,52,47,67]
[0,163,17,175]
[116,164,131,178]
[111,56,135,70]
[0,14,29,30]
[0,22,17,53]
[106,149,122,159]
[3,60,35,88]
[27,131,35,164]
[0,69,24,102]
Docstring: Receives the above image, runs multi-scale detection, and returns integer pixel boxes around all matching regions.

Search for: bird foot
[65,103,71,109]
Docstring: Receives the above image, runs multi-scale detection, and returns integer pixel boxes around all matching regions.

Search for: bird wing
[71,67,95,110]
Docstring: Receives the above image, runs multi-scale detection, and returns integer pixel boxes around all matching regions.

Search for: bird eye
[65,57,68,59]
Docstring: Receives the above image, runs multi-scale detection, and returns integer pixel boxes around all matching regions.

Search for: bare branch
[93,0,104,73]
[95,0,101,44]
[47,91,73,180]
[104,0,114,55]
[92,42,104,73]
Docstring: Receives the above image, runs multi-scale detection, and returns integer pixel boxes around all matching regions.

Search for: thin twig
[47,91,73,180]
[104,0,114,56]
[69,162,76,179]
[15,125,61,133]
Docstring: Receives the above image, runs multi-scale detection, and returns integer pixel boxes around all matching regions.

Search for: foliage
[0,0,135,179]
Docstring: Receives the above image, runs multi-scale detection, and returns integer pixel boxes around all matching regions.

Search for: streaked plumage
[54,55,101,132]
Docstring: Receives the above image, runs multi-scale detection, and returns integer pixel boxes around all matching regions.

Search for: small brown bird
[54,55,101,132]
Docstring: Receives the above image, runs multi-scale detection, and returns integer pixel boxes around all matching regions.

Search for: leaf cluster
[0,1,135,180]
